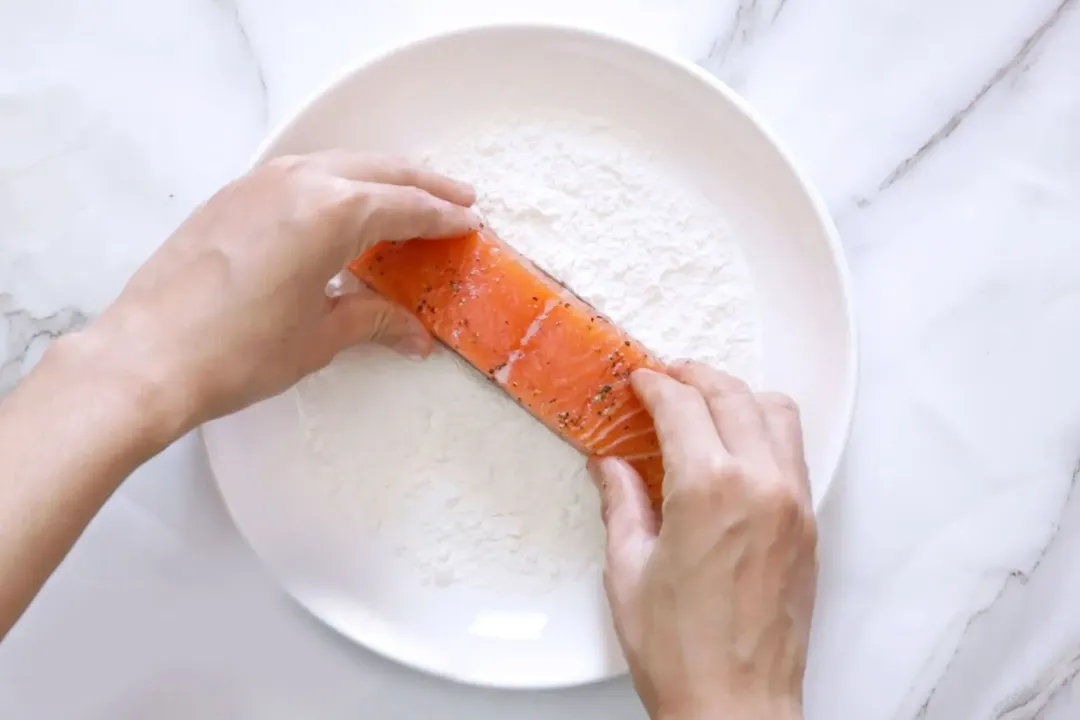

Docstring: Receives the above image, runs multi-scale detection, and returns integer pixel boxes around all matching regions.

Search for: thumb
[588,456,658,607]
[320,286,433,359]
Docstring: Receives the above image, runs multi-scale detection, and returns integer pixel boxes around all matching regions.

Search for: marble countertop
[2,0,1080,717]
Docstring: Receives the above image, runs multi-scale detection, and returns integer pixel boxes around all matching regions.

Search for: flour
[296,111,762,593]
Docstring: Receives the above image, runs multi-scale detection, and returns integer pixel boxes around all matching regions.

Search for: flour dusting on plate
[296,111,762,593]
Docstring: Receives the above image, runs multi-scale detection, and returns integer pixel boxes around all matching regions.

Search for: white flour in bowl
[296,111,763,593]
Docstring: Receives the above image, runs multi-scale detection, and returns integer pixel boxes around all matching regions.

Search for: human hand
[85,152,480,439]
[589,363,817,720]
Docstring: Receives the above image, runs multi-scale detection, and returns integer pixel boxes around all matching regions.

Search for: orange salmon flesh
[348,228,666,504]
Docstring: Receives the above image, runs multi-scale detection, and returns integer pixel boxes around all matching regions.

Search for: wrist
[657,696,803,720]
[44,322,192,459]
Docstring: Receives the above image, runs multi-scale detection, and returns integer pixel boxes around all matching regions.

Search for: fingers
[588,457,657,606]
[630,369,726,490]
[317,286,433,360]
[668,363,771,462]
[635,363,812,506]
[313,151,477,206]
[757,392,811,500]
[350,182,482,253]
[269,152,481,257]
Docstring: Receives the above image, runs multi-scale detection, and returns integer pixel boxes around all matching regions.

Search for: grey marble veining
[865,0,1076,207]
[2,1,1080,718]
[0,294,87,396]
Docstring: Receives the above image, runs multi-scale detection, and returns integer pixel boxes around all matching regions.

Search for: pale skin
[0,152,817,719]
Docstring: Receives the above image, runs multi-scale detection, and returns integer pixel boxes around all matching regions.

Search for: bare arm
[0,151,817,720]
[0,330,176,634]
[0,152,480,638]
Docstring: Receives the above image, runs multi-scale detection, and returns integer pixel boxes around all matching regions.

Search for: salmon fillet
[348,228,667,505]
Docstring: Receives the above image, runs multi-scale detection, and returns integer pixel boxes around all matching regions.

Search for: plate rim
[204,21,859,690]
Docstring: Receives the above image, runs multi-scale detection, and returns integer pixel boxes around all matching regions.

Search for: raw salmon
[348,228,667,504]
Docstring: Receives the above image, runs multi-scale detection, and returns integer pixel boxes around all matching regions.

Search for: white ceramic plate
[202,24,857,689]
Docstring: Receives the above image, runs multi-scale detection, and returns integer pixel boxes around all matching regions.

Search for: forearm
[0,328,181,636]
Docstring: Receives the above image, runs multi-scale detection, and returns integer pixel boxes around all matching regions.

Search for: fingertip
[666,358,701,379]
[419,202,483,240]
[429,176,476,208]
[588,455,628,487]
[450,180,478,207]
[630,368,669,407]
[320,152,477,207]
[629,368,660,390]
[418,171,476,207]
[388,330,433,361]
[665,363,689,384]
[670,361,749,397]
[357,184,483,247]
[384,305,432,351]
[588,456,616,509]
[464,207,484,229]
[586,455,606,487]
[591,455,657,592]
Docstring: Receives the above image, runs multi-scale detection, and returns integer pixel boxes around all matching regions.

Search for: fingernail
[391,334,430,361]
[326,271,361,298]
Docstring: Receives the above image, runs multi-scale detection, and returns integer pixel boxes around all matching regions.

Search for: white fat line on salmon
[493,297,560,386]
[577,406,646,447]
[592,425,657,455]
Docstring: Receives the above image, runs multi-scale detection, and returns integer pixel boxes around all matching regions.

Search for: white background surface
[2,0,1080,718]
